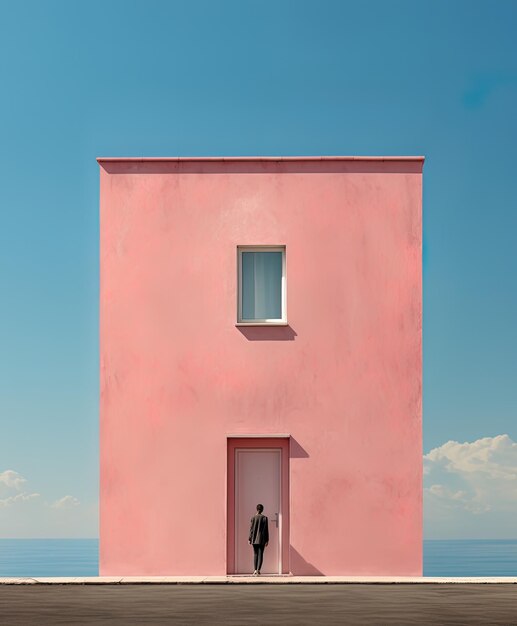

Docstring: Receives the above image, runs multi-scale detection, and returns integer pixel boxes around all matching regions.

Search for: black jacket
[249,513,269,545]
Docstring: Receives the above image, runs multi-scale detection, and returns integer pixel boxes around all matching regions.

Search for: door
[234,448,281,574]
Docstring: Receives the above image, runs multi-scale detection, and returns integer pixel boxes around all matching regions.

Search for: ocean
[423,539,517,577]
[0,539,99,577]
[0,539,516,577]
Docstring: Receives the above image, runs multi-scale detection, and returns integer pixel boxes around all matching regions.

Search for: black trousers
[252,544,265,571]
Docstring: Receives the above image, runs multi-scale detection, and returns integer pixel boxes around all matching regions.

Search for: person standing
[248,503,269,576]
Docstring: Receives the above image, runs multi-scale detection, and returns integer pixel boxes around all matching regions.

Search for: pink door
[235,448,282,574]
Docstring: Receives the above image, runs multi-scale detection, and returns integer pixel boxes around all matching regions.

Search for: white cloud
[0,470,39,507]
[425,484,489,514]
[425,434,517,481]
[0,469,95,538]
[0,469,27,492]
[0,492,40,507]
[424,434,517,538]
[51,495,80,509]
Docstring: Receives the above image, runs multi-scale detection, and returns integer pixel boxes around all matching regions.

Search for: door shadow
[290,546,324,575]
[289,437,309,458]
[237,325,297,341]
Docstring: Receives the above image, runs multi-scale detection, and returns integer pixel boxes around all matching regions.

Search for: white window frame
[237,246,287,325]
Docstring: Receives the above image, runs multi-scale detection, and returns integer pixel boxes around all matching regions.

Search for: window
[237,246,286,324]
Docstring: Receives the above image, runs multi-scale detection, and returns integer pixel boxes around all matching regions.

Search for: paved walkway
[1,583,517,625]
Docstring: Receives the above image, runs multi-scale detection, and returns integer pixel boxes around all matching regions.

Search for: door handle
[271,513,279,528]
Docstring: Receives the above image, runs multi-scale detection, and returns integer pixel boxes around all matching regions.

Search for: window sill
[236,322,289,327]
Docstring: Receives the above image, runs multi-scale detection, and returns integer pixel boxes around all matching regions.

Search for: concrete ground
[1,584,517,625]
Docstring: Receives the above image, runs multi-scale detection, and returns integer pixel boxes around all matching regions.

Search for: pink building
[99,156,423,576]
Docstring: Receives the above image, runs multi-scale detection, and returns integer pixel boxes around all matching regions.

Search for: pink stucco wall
[99,157,423,576]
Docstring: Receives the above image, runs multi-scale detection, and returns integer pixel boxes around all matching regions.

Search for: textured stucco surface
[99,158,423,576]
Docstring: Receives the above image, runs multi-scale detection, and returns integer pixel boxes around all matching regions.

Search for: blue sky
[0,0,516,538]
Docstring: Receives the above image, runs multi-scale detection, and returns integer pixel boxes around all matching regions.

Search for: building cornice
[97,156,425,163]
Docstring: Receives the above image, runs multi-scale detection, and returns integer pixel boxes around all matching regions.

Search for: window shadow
[290,545,324,576]
[237,326,297,341]
[290,437,309,458]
